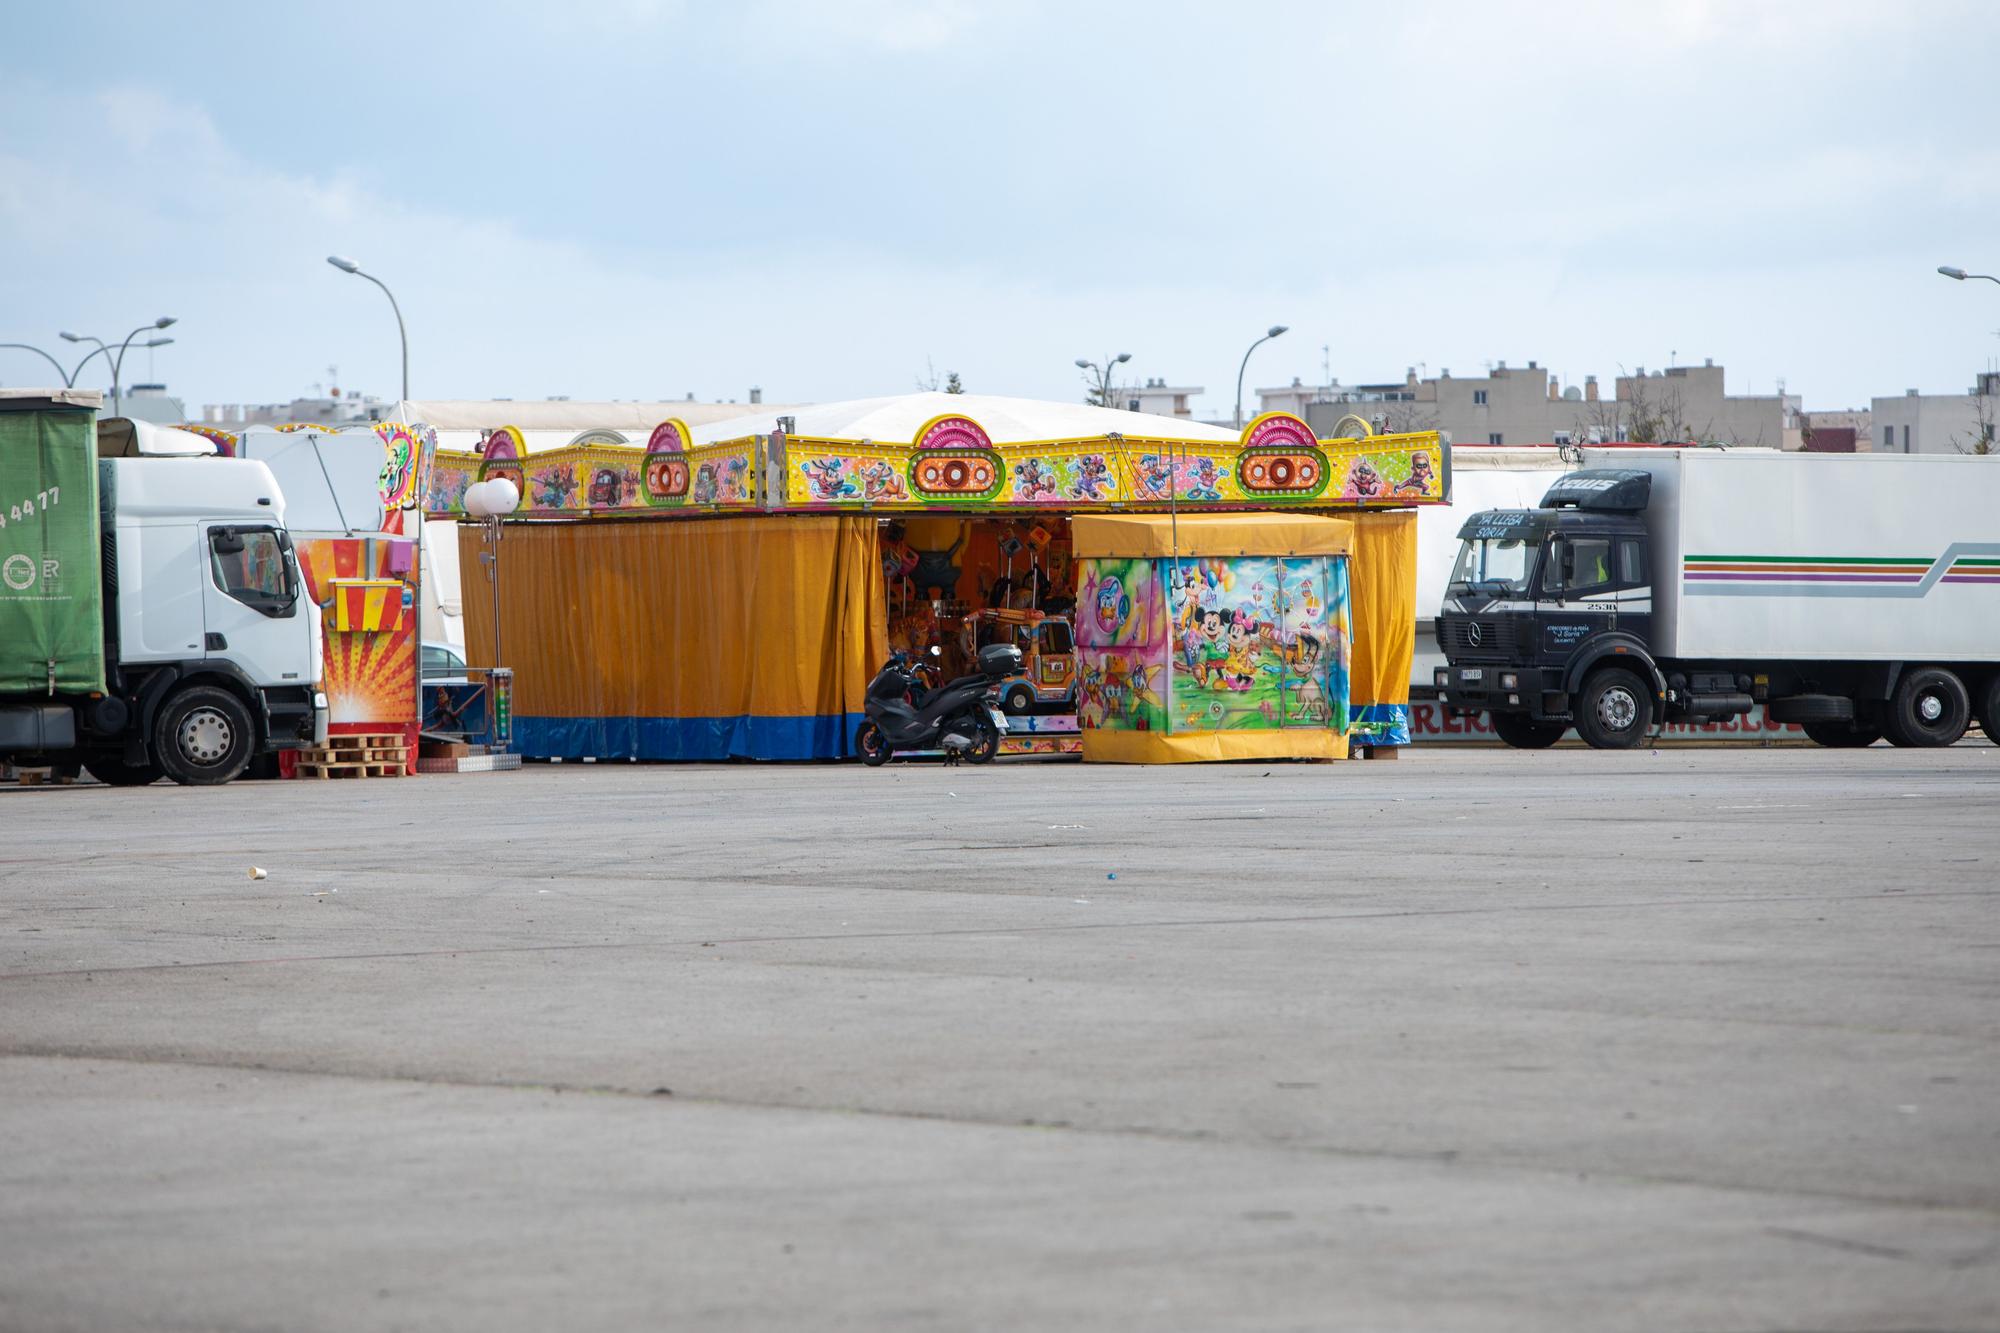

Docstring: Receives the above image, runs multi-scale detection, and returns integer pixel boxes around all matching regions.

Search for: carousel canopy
[689,392,1241,446]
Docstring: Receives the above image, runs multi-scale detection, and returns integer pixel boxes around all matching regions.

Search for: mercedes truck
[1435,448,2000,749]
[0,390,325,785]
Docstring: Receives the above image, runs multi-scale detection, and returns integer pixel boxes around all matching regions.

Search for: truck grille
[1440,617,1518,661]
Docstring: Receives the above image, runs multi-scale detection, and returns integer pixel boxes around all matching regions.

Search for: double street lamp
[1234,324,1289,429]
[8,319,178,411]
[1075,351,1132,409]
[61,325,177,412]
[327,256,409,402]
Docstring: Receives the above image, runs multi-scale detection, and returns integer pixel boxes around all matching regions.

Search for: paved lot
[1,745,1997,1332]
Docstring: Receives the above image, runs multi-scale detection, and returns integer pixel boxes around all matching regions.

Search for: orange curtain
[459,515,887,759]
[1348,509,1416,715]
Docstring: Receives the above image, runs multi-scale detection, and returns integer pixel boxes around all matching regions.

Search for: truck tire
[1975,674,2000,745]
[1883,667,1970,749]
[1802,721,1881,748]
[82,756,162,786]
[1002,684,1036,715]
[1770,694,1853,724]
[153,686,256,786]
[1575,669,1653,750]
[1490,713,1566,749]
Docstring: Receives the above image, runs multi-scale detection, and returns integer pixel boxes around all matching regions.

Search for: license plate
[987,708,1008,732]
[1460,668,1484,682]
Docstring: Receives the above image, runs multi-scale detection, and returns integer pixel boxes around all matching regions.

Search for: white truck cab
[102,457,327,779]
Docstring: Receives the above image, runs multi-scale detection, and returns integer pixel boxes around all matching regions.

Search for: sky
[4,0,1998,417]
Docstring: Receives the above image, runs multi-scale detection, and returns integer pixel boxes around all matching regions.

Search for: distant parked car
[422,640,471,686]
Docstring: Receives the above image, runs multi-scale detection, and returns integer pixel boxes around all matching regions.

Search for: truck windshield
[1449,537,1537,597]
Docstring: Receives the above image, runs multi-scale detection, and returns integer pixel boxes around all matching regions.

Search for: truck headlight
[1500,673,1518,689]
[1434,668,1449,688]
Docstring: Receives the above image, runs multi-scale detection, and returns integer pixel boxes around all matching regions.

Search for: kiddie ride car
[971,608,1077,715]
[857,643,1022,766]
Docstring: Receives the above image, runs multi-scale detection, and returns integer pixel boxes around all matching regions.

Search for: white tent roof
[399,400,802,433]
[688,392,1242,447]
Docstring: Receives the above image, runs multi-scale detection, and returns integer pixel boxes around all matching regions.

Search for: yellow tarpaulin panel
[1070,512,1354,559]
[460,515,887,759]
[1083,728,1347,764]
[1348,509,1417,731]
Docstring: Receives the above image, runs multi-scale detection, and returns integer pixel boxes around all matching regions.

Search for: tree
[1377,400,1440,435]
[1951,391,1998,455]
[917,359,965,395]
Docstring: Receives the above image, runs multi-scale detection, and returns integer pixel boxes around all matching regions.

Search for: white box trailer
[1434,448,2000,749]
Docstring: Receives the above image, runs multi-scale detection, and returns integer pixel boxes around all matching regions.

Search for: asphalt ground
[2,744,1997,1332]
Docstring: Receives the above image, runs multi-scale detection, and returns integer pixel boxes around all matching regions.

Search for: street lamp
[1075,351,1132,409]
[0,342,74,385]
[328,256,409,402]
[1234,324,1289,430]
[1938,264,2000,287]
[62,318,176,416]
[463,477,521,753]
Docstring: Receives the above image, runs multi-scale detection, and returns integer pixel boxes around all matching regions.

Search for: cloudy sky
[4,0,1997,416]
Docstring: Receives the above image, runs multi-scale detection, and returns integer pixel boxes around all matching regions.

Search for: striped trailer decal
[1685,546,2000,597]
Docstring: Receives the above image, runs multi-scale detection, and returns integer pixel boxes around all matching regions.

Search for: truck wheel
[1575,669,1653,750]
[1883,667,1970,748]
[1802,721,1881,748]
[1490,713,1566,749]
[153,686,255,785]
[82,757,162,786]
[1975,675,2000,745]
[1002,684,1035,715]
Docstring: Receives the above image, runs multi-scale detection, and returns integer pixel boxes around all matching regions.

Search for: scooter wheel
[857,723,892,766]
[964,715,1000,765]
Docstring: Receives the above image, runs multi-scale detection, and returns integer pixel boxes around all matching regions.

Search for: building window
[1488,433,1504,445]
[1473,390,1489,406]
[1904,425,1911,452]
[1883,425,1894,451]
[1553,430,1573,445]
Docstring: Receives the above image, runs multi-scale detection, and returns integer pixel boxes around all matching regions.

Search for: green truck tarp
[0,403,104,693]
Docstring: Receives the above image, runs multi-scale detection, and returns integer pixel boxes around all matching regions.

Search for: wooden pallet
[294,732,410,778]
[294,759,407,780]
[296,733,410,771]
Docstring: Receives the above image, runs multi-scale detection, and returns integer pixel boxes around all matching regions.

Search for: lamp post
[1234,324,1289,429]
[328,256,409,402]
[1074,351,1132,409]
[0,343,75,385]
[463,477,521,752]
[61,319,176,416]
[1938,265,2000,287]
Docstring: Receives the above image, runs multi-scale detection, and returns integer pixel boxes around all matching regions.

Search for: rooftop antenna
[1321,344,1331,387]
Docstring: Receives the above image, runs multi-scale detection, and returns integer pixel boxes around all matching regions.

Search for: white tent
[396,399,808,455]
[687,392,1242,447]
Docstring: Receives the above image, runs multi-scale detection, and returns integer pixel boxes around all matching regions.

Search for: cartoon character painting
[859,460,908,502]
[1395,451,1435,496]
[1345,457,1383,498]
[802,457,859,501]
[1186,457,1223,501]
[1162,555,1349,733]
[1013,459,1060,501]
[1072,456,1112,500]
[533,464,579,511]
[1136,454,1174,500]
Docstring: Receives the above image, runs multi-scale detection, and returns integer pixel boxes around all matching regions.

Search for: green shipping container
[0,399,105,694]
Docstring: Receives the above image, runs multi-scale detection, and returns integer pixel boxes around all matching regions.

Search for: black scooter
[857,644,1023,766]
